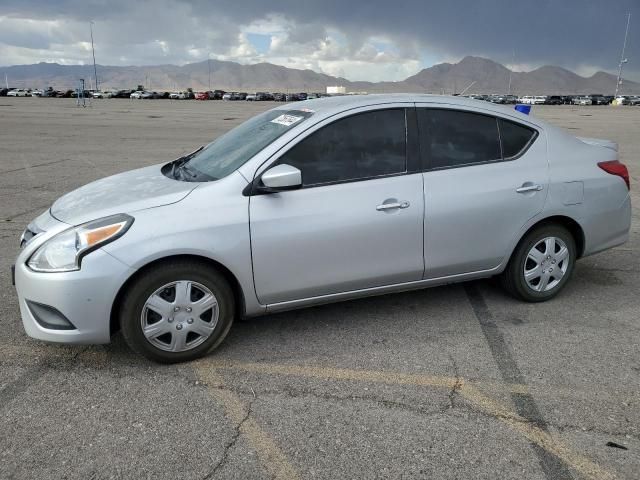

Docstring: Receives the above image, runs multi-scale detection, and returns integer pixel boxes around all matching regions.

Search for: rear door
[249,106,425,305]
[417,106,548,278]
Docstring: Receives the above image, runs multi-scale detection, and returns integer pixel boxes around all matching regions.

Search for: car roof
[277,93,547,129]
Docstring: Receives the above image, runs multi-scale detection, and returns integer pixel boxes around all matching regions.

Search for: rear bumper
[581,193,631,257]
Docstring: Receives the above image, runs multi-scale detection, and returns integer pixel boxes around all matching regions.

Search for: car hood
[50,164,199,225]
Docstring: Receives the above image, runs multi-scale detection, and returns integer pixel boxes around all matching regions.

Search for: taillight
[598,160,630,190]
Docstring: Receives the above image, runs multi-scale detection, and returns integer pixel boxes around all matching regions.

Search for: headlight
[27,214,134,272]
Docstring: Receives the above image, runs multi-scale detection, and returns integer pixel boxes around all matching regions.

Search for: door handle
[516,184,543,193]
[376,201,410,211]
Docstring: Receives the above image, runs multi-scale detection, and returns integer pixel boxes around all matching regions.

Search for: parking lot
[0,97,639,479]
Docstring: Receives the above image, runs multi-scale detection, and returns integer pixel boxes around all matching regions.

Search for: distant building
[326,85,346,94]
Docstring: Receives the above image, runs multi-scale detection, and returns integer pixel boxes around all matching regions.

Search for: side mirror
[259,164,302,192]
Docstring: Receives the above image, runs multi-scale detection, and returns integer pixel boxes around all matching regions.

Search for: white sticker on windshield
[271,114,304,127]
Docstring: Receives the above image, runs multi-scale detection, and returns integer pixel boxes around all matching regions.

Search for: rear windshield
[183,109,313,180]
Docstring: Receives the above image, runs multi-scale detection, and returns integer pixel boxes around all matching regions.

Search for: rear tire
[120,259,235,363]
[500,224,576,302]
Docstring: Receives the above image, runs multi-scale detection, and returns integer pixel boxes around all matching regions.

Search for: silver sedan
[14,95,631,362]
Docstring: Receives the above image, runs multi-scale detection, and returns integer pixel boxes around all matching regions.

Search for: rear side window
[499,118,536,158]
[417,109,501,169]
[278,109,407,186]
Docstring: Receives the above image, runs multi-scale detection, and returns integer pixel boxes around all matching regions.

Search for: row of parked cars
[0,87,330,102]
[0,87,130,98]
[197,91,326,101]
[465,93,640,106]
[4,87,640,106]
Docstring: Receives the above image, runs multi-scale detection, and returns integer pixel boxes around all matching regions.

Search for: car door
[417,106,548,278]
[249,107,425,305]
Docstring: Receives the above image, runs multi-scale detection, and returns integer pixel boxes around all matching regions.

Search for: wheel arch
[509,215,586,265]
[110,254,246,336]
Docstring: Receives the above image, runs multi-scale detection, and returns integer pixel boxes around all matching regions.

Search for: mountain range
[1,56,639,95]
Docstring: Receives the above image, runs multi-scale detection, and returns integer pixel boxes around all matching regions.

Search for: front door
[249,107,425,305]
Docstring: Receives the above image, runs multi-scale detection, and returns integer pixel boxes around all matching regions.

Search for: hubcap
[524,237,570,292]
[141,280,219,352]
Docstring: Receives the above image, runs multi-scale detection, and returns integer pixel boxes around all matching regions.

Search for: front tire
[500,224,576,302]
[120,260,235,363]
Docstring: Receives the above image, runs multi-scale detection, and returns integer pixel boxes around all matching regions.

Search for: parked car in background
[130,91,160,99]
[573,96,592,105]
[30,89,44,97]
[245,93,257,101]
[8,89,30,97]
[210,90,226,100]
[169,92,187,100]
[628,96,640,106]
[589,95,608,105]
[285,93,299,101]
[13,94,631,363]
[518,95,547,105]
[70,90,92,98]
[40,88,58,97]
[226,92,246,100]
[561,96,575,105]
[545,96,563,105]
[195,91,212,100]
[0,87,11,96]
[488,95,518,104]
[109,90,131,98]
[273,92,286,102]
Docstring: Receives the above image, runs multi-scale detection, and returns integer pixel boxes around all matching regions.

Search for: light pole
[208,53,211,91]
[614,13,631,98]
[90,21,98,92]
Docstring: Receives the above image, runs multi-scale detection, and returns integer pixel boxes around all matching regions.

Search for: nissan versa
[14,95,631,363]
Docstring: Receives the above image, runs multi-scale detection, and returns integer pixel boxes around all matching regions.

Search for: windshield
[179,109,313,181]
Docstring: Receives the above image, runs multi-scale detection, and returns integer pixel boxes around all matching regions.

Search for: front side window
[277,109,407,186]
[418,109,501,169]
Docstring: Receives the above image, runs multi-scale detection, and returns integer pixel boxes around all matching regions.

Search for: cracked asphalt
[1,98,639,479]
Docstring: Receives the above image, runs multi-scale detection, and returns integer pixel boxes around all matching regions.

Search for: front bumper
[15,237,135,345]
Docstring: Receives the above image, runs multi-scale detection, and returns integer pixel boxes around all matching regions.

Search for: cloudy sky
[1,0,639,81]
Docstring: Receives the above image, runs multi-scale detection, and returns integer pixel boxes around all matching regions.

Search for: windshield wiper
[170,146,204,180]
[177,162,199,179]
